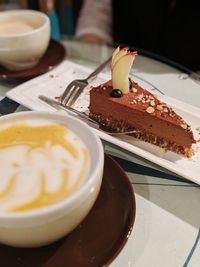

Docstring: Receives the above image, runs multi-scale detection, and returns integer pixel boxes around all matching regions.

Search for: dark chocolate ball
[110,89,123,97]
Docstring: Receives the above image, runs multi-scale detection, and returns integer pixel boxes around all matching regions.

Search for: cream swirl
[0,123,89,212]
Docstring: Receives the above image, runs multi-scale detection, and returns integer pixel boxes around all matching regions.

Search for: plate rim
[103,154,136,266]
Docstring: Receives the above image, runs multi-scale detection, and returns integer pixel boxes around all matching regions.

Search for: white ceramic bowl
[0,10,50,70]
[0,111,104,247]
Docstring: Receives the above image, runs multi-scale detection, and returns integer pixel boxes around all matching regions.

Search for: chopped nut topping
[146,106,155,113]
[132,88,138,93]
[156,105,163,111]
[137,94,143,101]
[163,108,168,113]
[181,124,187,129]
[150,100,155,106]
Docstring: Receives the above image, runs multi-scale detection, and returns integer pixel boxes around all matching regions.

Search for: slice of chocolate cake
[89,47,196,157]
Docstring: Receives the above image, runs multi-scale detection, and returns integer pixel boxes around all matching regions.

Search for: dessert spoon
[38,95,137,136]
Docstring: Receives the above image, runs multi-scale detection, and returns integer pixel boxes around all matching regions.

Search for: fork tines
[60,80,86,107]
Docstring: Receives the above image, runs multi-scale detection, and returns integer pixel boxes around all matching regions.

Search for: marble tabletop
[0,39,200,267]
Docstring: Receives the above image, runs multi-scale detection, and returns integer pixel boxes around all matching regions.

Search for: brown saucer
[0,40,66,82]
[0,154,136,267]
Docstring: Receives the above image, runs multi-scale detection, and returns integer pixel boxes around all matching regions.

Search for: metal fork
[60,56,111,107]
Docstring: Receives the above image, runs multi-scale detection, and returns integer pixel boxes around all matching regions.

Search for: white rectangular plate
[6,60,200,184]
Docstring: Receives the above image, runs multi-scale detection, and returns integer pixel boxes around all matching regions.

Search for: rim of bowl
[0,111,104,220]
[0,9,50,38]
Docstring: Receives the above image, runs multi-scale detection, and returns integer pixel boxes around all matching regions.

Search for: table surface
[0,38,200,267]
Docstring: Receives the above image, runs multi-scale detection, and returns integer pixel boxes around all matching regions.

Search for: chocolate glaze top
[92,79,193,134]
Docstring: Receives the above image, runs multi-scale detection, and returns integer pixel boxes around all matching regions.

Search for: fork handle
[86,56,112,82]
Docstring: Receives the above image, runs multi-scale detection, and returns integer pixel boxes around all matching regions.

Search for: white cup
[0,111,104,247]
[0,10,50,71]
